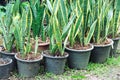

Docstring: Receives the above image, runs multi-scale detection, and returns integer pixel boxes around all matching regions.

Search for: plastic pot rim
[42,51,69,59]
[38,42,50,46]
[15,53,43,63]
[112,37,120,41]
[65,44,94,52]
[0,51,16,55]
[0,58,12,66]
[93,39,113,47]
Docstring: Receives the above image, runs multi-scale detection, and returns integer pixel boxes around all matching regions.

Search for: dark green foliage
[30,0,45,40]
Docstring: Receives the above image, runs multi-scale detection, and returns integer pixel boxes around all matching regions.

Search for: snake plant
[108,0,120,38]
[13,2,33,57]
[30,0,47,41]
[46,0,75,56]
[0,0,25,52]
[0,3,15,52]
[92,0,113,44]
[66,0,97,48]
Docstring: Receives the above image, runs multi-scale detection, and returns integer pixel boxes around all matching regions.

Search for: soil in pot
[31,37,50,51]
[0,46,17,71]
[15,52,43,77]
[43,51,69,75]
[90,39,113,63]
[0,58,12,79]
[110,38,119,57]
[65,43,93,70]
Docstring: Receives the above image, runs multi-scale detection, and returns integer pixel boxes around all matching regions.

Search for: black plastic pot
[15,54,43,77]
[65,44,94,70]
[0,58,12,79]
[42,51,69,75]
[0,51,17,71]
[110,38,119,57]
[90,39,113,63]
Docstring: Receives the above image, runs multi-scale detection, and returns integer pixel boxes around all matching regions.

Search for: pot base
[0,58,12,79]
[43,51,69,75]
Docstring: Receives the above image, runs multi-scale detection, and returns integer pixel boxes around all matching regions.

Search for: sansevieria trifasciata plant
[43,0,75,75]
[13,2,33,58]
[30,0,47,41]
[64,0,97,70]
[66,0,97,48]
[90,0,115,63]
[13,2,43,78]
[0,3,15,52]
[46,0,75,56]
[108,0,120,38]
[92,0,113,44]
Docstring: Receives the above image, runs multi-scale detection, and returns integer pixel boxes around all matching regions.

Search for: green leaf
[85,20,97,45]
[46,0,53,14]
[53,0,60,15]
[74,14,82,37]
[53,16,63,54]
[60,0,68,25]
[62,14,76,39]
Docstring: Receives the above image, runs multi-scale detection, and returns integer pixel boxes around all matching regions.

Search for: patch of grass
[71,74,86,80]
[87,55,120,76]
[105,57,120,66]
[87,62,109,75]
